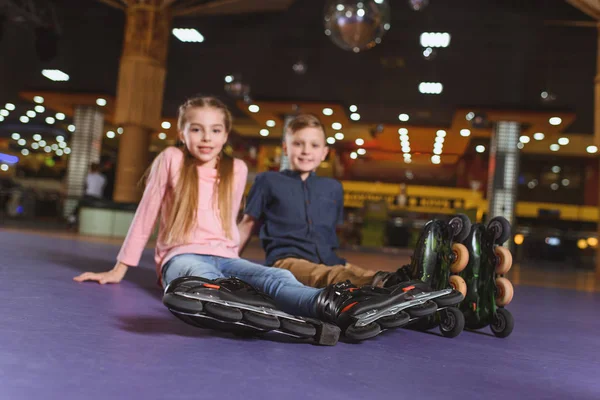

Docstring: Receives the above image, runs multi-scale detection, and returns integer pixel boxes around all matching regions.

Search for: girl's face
[179,107,229,168]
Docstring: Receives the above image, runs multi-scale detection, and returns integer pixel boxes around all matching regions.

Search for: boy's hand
[73,261,129,284]
[238,214,258,255]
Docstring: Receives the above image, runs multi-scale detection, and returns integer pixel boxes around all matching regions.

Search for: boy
[238,114,404,288]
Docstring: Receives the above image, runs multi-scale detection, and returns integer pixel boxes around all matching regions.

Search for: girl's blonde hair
[154,96,235,245]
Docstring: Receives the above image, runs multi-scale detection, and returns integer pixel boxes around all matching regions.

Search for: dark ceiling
[0,0,595,134]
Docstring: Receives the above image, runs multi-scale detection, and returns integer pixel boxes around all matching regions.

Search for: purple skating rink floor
[2,229,600,400]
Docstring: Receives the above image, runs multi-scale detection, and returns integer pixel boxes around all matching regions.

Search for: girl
[74,96,424,343]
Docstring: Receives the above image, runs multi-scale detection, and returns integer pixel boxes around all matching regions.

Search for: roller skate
[316,280,453,341]
[374,214,472,338]
[458,216,514,338]
[162,276,341,346]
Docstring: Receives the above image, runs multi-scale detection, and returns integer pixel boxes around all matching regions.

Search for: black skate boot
[315,280,452,341]
[458,216,514,338]
[163,276,341,346]
[372,214,472,338]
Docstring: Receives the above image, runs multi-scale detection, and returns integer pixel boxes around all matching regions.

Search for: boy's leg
[162,254,224,288]
[273,258,377,288]
[218,258,322,318]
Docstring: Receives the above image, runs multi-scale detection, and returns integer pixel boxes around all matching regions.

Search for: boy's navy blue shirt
[244,169,346,266]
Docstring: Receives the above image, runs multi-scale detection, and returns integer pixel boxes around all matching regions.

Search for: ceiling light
[248,104,260,113]
[549,117,562,126]
[533,132,545,140]
[42,69,69,81]
[322,108,333,116]
[460,129,470,137]
[161,121,171,129]
[172,28,204,43]
[332,122,342,130]
[419,82,443,94]
[420,32,451,48]
[398,113,409,122]
[355,138,364,146]
[558,137,569,146]
[476,145,485,153]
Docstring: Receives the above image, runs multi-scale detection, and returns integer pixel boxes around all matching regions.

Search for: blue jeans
[162,254,323,318]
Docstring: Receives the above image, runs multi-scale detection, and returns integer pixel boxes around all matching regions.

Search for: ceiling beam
[96,0,127,11]
[566,0,600,20]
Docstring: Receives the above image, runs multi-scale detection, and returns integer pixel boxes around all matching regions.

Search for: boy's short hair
[286,114,326,141]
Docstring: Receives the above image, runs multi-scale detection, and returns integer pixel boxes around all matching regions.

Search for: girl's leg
[162,254,224,288]
[218,257,323,318]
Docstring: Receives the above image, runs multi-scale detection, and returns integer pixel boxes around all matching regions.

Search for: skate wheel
[449,275,467,297]
[450,243,469,273]
[449,214,472,242]
[280,319,317,338]
[242,311,280,330]
[344,322,381,341]
[495,277,514,306]
[487,216,511,244]
[204,302,243,322]
[163,293,203,313]
[491,308,514,338]
[439,307,465,338]
[407,300,438,318]
[495,246,512,274]
[378,311,410,329]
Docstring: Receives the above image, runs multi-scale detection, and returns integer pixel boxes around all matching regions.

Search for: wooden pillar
[113,1,171,203]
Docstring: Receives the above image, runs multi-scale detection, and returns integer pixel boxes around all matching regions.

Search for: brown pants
[273,258,377,288]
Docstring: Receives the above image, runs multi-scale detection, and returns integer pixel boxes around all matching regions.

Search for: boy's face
[284,127,329,174]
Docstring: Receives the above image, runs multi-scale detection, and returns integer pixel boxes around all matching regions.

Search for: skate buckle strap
[203,283,220,289]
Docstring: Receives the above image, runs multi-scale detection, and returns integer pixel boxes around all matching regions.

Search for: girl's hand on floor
[73,262,129,284]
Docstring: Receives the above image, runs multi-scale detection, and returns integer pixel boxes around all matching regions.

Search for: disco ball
[408,0,429,11]
[324,0,391,53]
[292,60,307,75]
